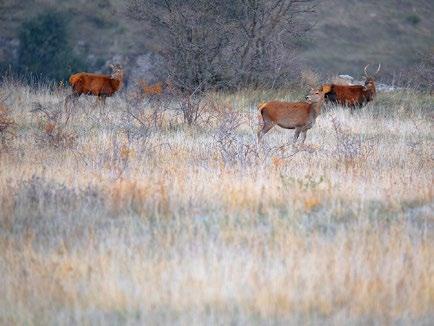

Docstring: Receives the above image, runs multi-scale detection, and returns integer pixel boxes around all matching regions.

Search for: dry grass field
[0,80,433,324]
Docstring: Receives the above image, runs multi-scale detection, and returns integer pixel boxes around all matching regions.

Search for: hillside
[0,0,433,81]
[304,0,434,79]
[0,0,143,67]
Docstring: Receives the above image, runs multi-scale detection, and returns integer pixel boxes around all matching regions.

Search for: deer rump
[69,73,121,97]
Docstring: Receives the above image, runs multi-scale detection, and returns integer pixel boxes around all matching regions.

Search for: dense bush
[17,11,87,83]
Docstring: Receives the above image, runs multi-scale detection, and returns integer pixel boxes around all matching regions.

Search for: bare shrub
[213,105,258,166]
[332,117,361,159]
[402,50,434,92]
[120,94,171,150]
[0,97,17,148]
[127,0,317,90]
[128,0,318,128]
[104,134,136,180]
[176,89,208,126]
[31,102,77,149]
[121,104,153,146]
[300,69,320,89]
[332,116,373,169]
[412,51,434,92]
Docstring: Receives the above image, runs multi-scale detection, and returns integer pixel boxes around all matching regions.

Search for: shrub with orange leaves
[304,196,321,212]
[139,80,164,96]
[120,144,135,161]
[44,121,56,135]
[271,156,284,169]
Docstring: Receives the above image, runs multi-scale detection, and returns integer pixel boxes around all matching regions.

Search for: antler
[364,63,381,77]
[364,64,370,77]
[374,63,381,75]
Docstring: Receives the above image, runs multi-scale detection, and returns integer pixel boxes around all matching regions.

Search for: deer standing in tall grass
[320,64,381,110]
[66,64,124,107]
[257,89,326,144]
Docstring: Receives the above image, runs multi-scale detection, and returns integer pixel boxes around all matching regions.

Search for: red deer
[66,64,124,106]
[321,64,381,109]
[257,89,326,144]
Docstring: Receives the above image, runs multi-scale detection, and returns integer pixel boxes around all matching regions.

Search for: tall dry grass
[0,80,433,324]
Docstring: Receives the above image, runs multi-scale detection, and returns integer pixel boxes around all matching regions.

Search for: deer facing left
[257,89,326,144]
[66,64,124,106]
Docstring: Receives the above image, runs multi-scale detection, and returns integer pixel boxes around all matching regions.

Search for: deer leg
[101,96,108,115]
[300,130,308,144]
[293,128,301,143]
[257,121,274,142]
[95,96,105,114]
[91,98,98,113]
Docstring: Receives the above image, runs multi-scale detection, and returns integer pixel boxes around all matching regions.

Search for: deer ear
[321,84,332,93]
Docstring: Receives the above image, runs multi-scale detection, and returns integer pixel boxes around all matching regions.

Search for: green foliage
[406,14,421,26]
[17,11,87,83]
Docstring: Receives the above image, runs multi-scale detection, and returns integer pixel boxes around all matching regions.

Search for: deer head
[363,63,381,89]
[109,64,124,80]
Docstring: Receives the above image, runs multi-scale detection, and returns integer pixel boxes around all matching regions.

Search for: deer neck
[311,99,323,117]
[364,83,376,98]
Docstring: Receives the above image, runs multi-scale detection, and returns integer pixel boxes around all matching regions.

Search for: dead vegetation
[0,81,433,324]
[0,100,16,148]
[30,102,77,149]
